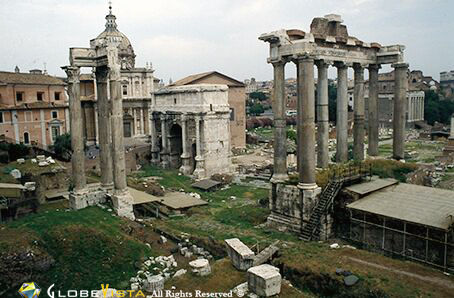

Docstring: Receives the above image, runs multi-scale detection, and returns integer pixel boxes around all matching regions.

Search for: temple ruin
[259,14,408,236]
[63,5,134,219]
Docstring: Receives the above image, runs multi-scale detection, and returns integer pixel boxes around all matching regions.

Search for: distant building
[244,78,258,94]
[348,69,426,128]
[440,70,454,99]
[171,71,246,149]
[0,68,69,149]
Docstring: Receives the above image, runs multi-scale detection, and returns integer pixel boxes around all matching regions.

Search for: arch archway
[169,124,182,169]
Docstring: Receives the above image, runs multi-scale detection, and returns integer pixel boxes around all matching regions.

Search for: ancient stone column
[316,60,329,168]
[160,114,169,168]
[109,57,127,191]
[353,63,365,161]
[150,113,160,165]
[368,64,380,156]
[95,66,113,190]
[392,63,409,160]
[450,114,454,139]
[296,57,316,187]
[63,66,86,192]
[335,62,348,162]
[193,115,206,178]
[271,60,288,182]
[179,114,191,175]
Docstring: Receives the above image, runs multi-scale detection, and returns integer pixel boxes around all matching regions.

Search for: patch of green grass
[2,207,153,295]
[215,205,269,229]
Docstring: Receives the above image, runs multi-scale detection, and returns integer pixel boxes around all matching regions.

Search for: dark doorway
[191,143,197,173]
[169,124,182,169]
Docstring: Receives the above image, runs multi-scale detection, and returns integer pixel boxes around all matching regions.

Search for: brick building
[0,68,69,149]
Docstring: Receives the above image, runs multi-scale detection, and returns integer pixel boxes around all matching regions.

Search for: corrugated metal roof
[344,178,398,195]
[347,183,454,230]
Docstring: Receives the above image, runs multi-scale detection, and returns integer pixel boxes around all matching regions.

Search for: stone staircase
[301,180,343,241]
[252,240,280,266]
[300,163,372,241]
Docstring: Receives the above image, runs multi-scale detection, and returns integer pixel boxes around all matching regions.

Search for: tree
[249,91,267,101]
[249,103,265,116]
[52,133,72,159]
[328,84,337,122]
[424,90,454,125]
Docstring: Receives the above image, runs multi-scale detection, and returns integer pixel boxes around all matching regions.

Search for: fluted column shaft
[95,66,113,189]
[160,114,169,168]
[316,60,329,168]
[179,114,191,175]
[335,63,348,162]
[353,64,365,160]
[109,51,127,191]
[393,63,409,160]
[271,60,288,182]
[296,58,316,186]
[368,64,380,156]
[63,66,86,192]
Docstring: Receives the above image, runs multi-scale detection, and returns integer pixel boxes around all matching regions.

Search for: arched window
[23,132,30,144]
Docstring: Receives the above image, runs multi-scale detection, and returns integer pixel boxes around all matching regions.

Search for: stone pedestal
[111,189,135,220]
[189,259,211,276]
[267,182,321,234]
[247,264,281,297]
[69,183,107,210]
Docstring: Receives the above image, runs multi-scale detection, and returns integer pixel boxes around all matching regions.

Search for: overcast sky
[0,0,453,82]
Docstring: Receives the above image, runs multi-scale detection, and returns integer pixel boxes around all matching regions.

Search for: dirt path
[347,257,454,289]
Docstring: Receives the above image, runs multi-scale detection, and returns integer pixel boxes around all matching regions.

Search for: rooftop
[0,71,65,85]
[171,71,245,87]
[347,182,454,230]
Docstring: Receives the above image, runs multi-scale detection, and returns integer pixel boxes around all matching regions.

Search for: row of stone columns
[63,62,129,196]
[270,58,408,185]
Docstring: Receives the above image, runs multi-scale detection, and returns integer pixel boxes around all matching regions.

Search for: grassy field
[143,166,453,298]
[0,205,153,297]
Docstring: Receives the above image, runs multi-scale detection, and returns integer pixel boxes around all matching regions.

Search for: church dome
[91,5,136,70]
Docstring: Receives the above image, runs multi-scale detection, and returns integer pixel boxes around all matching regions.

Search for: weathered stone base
[267,212,302,233]
[267,182,327,238]
[69,183,107,210]
[111,190,135,220]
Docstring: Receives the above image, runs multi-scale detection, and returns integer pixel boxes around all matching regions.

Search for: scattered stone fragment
[344,275,359,286]
[173,269,187,278]
[10,169,21,179]
[159,235,167,244]
[329,243,340,249]
[17,158,25,164]
[189,258,211,276]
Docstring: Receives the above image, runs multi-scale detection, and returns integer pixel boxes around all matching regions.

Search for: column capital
[353,63,367,71]
[62,66,80,83]
[292,54,315,63]
[180,113,187,122]
[333,61,347,69]
[368,64,381,71]
[160,114,168,121]
[315,59,331,68]
[271,59,286,67]
[95,66,109,82]
[392,62,409,69]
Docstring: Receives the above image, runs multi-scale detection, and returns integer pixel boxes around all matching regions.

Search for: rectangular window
[54,92,61,101]
[25,111,33,122]
[37,92,44,101]
[52,110,58,119]
[230,108,235,121]
[16,92,24,101]
[0,112,3,123]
